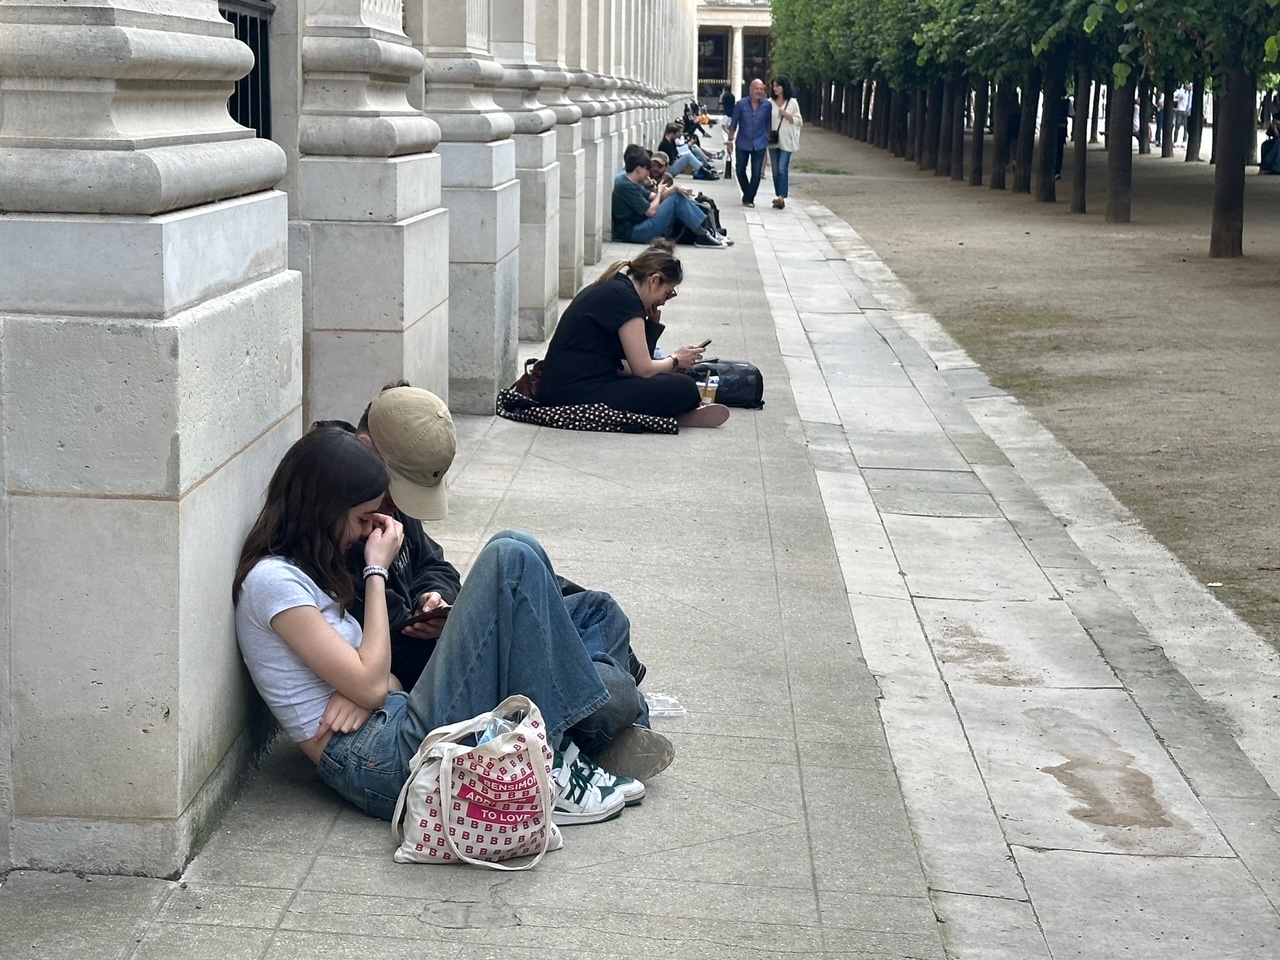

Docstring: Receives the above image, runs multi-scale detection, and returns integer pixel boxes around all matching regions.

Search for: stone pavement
[4,163,1280,959]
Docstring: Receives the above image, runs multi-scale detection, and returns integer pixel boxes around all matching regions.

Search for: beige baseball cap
[366,387,456,521]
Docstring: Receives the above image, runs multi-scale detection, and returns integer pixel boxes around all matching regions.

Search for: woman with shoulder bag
[769,76,803,209]
[538,240,730,428]
[232,428,663,829]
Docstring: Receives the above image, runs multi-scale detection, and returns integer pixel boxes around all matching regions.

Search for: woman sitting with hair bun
[539,240,730,428]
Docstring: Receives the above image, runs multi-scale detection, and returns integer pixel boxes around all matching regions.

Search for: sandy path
[789,126,1280,648]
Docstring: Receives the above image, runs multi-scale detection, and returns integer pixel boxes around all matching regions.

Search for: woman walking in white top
[769,76,803,209]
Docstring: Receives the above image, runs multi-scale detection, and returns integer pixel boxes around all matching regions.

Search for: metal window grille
[219,0,275,140]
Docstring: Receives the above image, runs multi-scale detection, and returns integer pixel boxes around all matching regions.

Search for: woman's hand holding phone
[397,591,451,638]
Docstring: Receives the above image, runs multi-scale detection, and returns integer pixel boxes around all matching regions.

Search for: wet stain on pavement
[1029,706,1180,837]
[934,619,1043,686]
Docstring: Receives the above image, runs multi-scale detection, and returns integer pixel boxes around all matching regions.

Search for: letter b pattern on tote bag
[392,695,560,868]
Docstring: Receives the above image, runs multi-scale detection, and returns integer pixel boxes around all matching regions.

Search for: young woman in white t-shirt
[232,427,640,825]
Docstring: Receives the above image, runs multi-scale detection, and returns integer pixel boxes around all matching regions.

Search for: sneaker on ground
[551,738,627,825]
[589,724,677,780]
[715,231,735,246]
[693,232,728,248]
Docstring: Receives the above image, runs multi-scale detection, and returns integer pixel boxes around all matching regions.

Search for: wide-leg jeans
[319,530,611,820]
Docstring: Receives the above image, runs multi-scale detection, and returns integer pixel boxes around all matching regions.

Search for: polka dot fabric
[496,387,679,435]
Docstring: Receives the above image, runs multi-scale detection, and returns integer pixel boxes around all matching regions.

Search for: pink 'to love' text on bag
[391,694,560,870]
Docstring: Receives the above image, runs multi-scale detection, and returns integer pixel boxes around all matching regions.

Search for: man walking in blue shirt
[725,79,772,207]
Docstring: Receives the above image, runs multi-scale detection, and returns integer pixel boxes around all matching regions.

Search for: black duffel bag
[687,359,765,409]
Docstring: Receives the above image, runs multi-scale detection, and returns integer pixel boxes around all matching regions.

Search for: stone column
[284,0,448,422]
[591,0,622,243]
[537,0,585,297]
[731,24,744,100]
[566,0,604,265]
[420,0,520,413]
[617,0,638,147]
[493,0,561,341]
[0,0,300,875]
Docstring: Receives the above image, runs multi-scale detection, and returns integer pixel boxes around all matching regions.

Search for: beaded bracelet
[362,565,389,581]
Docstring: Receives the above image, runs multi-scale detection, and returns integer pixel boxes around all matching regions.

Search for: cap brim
[387,467,447,521]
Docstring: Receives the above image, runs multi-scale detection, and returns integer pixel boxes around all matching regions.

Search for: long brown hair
[233,428,389,608]
[595,238,684,286]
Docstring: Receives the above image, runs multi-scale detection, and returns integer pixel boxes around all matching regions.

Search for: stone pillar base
[0,192,302,876]
[440,140,520,413]
[294,154,450,421]
[557,122,586,297]
[581,114,606,265]
[514,130,561,341]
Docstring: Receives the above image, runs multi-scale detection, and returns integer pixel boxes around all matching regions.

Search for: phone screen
[391,605,451,633]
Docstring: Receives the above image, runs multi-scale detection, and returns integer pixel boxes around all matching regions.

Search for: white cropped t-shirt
[235,556,363,742]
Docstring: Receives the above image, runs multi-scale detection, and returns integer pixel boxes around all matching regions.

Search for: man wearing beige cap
[313,384,674,785]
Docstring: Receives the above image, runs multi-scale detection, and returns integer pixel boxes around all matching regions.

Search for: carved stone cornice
[0,0,285,214]
[299,1,441,156]
[537,67,583,126]
[493,63,557,137]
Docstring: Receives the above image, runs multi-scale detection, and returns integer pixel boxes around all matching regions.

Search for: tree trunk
[861,81,874,141]
[1072,57,1091,213]
[950,75,968,180]
[892,86,909,156]
[970,78,988,185]
[843,83,856,137]
[1161,69,1175,158]
[1187,68,1206,160]
[1106,69,1136,222]
[1013,66,1041,193]
[879,86,894,149]
[905,88,919,161]
[1034,45,1068,201]
[1211,90,1221,163]
[990,81,1014,189]
[869,81,885,147]
[937,76,955,175]
[922,79,942,169]
[1138,75,1152,154]
[1210,55,1250,257]
[913,87,927,164]
[1090,77,1102,143]
[851,81,864,139]
[1246,72,1258,165]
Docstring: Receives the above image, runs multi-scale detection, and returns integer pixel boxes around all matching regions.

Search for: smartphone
[391,605,451,633]
[697,338,712,348]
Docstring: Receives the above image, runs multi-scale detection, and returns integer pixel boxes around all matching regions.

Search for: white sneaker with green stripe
[551,738,627,825]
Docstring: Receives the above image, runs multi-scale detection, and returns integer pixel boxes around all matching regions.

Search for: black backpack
[687,360,765,409]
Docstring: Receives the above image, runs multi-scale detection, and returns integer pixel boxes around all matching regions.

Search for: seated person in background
[1263,112,1280,174]
[684,102,710,137]
[233,429,657,827]
[646,153,732,246]
[657,123,716,177]
[316,384,669,781]
[538,240,730,428]
[612,146,727,247]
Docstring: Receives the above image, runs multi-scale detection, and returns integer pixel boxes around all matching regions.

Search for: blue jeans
[667,153,702,176]
[628,192,707,243]
[768,147,792,198]
[564,590,651,743]
[319,530,611,820]
[735,146,765,203]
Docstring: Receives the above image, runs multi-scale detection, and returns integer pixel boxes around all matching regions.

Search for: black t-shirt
[658,138,679,164]
[540,274,647,405]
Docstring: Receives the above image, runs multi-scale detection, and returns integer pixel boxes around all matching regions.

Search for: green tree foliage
[773,0,1280,256]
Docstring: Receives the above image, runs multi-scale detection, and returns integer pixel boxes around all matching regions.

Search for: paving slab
[8,142,1280,960]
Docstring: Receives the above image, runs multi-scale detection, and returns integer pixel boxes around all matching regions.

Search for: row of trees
[772,0,1280,258]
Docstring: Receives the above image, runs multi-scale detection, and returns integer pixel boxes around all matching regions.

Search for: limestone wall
[0,0,697,876]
